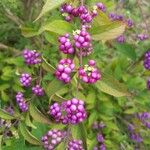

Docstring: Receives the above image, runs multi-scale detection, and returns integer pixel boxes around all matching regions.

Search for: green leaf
[35,0,67,21]
[20,27,41,38]
[114,43,137,60]
[95,72,131,97]
[45,78,65,97]
[41,20,73,35]
[71,123,87,150]
[0,108,15,120]
[1,91,9,102]
[52,94,66,102]
[29,103,51,124]
[42,56,55,73]
[44,31,58,45]
[19,122,41,145]
[25,113,37,129]
[91,22,126,42]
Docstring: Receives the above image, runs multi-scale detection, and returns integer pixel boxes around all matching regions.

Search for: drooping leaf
[19,122,41,145]
[25,113,37,129]
[95,72,131,97]
[41,20,73,35]
[114,43,137,60]
[35,0,67,21]
[42,56,55,73]
[29,103,51,124]
[0,108,16,120]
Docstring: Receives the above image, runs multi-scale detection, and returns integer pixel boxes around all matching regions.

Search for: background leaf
[35,0,67,21]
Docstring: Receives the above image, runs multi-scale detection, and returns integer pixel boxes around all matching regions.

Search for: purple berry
[49,98,87,124]
[15,92,28,112]
[23,49,42,65]
[58,34,74,54]
[41,129,66,150]
[20,73,32,87]
[67,139,84,150]
[32,85,44,96]
[55,59,75,83]
[143,50,150,70]
[116,35,125,43]
[79,60,101,84]
[137,34,149,41]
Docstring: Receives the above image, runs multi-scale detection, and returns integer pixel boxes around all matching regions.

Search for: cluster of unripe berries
[93,121,106,150]
[15,92,28,112]
[60,3,105,23]
[49,98,87,124]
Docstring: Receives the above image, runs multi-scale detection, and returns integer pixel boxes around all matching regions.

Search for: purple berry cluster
[61,3,106,23]
[15,92,28,112]
[41,129,66,150]
[128,124,143,143]
[67,139,84,150]
[49,98,87,124]
[23,49,42,65]
[93,121,106,150]
[79,60,101,84]
[143,50,150,70]
[138,112,150,129]
[74,27,92,49]
[58,34,74,54]
[20,73,32,87]
[55,58,75,83]
[116,35,126,43]
[137,34,149,41]
[32,85,44,96]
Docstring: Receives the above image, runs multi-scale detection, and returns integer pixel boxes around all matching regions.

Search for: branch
[0,43,20,54]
